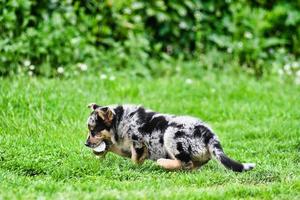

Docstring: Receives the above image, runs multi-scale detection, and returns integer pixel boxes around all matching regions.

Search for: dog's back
[111,105,255,172]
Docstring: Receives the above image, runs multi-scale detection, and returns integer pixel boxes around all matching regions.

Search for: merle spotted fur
[86,104,255,172]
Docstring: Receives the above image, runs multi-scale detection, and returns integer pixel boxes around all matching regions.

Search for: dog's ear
[87,103,101,110]
[96,107,115,125]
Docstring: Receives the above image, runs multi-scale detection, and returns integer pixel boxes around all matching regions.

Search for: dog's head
[85,103,115,156]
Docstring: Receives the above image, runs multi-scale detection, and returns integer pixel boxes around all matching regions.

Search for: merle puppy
[85,103,255,172]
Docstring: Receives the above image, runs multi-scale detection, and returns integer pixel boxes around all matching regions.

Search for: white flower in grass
[100,74,107,80]
[296,70,300,78]
[109,75,116,81]
[278,48,286,54]
[132,2,143,9]
[133,15,142,23]
[185,78,193,84]
[237,42,243,49]
[244,32,253,39]
[28,71,33,76]
[57,66,64,74]
[278,69,284,76]
[292,62,299,69]
[295,77,300,85]
[284,63,291,71]
[24,60,31,67]
[284,63,295,76]
[227,48,233,53]
[29,65,35,71]
[179,21,188,29]
[124,8,131,14]
[78,63,88,71]
[286,69,292,75]
[71,37,80,45]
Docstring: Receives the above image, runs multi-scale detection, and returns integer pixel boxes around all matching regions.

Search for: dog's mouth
[91,140,111,156]
[93,141,106,152]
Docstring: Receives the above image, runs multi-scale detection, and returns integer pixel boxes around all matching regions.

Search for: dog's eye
[88,124,95,130]
[90,130,96,136]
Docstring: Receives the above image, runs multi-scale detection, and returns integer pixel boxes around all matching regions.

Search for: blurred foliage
[0,0,299,77]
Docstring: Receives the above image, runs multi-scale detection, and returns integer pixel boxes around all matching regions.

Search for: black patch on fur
[135,147,144,158]
[213,142,223,151]
[128,106,155,123]
[174,131,185,139]
[136,107,156,123]
[188,145,192,153]
[138,116,168,134]
[112,106,124,142]
[193,125,214,144]
[129,107,147,118]
[176,142,191,163]
[136,107,146,116]
[176,142,184,152]
[159,136,164,144]
[153,116,169,132]
[193,126,203,137]
[114,106,124,124]
[129,112,135,117]
[175,152,191,163]
[131,134,138,141]
[204,132,214,144]
[165,153,171,159]
[169,122,184,129]
[90,116,108,136]
[114,132,119,142]
[212,141,224,156]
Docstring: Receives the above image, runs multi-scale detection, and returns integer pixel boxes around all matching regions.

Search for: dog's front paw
[131,157,138,164]
[136,157,146,165]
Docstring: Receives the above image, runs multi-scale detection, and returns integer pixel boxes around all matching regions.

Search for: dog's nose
[85,141,90,147]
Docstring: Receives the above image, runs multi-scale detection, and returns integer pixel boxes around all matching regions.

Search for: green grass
[0,72,299,199]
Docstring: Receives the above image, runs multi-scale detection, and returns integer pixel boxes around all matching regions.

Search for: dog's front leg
[157,158,183,170]
[130,143,148,165]
[130,144,139,164]
[109,144,131,158]
[135,145,148,164]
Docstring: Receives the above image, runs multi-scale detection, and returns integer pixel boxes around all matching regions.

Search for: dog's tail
[208,136,255,172]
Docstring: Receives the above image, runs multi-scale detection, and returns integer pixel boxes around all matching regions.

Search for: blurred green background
[1,1,300,199]
[0,0,300,78]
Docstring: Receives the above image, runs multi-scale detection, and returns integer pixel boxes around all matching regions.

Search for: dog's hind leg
[156,158,190,170]
[191,160,210,170]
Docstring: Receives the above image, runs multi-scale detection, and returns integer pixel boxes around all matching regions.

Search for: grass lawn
[0,72,299,199]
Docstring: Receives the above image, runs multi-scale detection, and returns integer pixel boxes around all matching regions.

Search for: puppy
[85,103,255,172]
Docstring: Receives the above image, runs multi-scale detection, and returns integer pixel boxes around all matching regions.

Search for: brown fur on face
[86,130,113,148]
[96,108,114,126]
[85,105,115,150]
